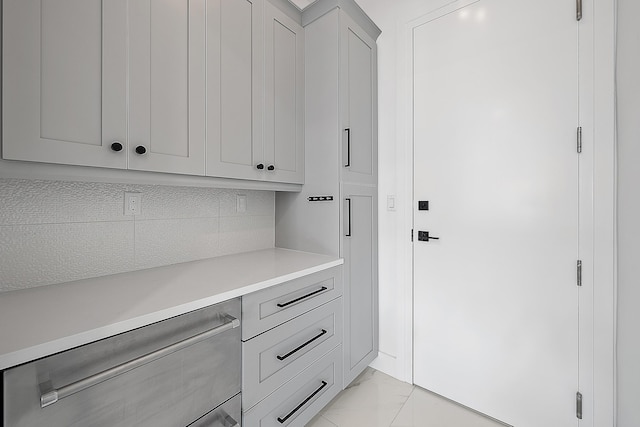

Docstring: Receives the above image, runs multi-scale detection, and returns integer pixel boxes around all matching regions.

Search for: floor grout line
[388,385,416,427]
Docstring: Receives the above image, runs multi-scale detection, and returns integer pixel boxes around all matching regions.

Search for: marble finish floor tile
[306,368,506,427]
[390,387,506,427]
[309,368,413,427]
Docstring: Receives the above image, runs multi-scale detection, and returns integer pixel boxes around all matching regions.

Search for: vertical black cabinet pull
[344,128,351,167]
[277,381,328,424]
[345,198,352,237]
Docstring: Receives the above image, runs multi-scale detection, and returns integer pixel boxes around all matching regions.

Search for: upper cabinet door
[2,0,127,168]
[128,0,206,175]
[340,13,377,186]
[263,2,304,184]
[206,0,264,181]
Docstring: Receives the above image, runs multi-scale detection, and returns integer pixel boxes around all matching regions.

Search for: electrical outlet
[124,192,142,216]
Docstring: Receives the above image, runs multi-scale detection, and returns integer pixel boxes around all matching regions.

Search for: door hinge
[411,229,414,242]
[576,0,582,21]
[576,391,583,419]
[577,260,583,287]
[577,127,582,153]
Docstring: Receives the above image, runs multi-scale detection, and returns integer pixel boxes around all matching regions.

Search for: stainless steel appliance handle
[221,413,240,427]
[40,314,240,408]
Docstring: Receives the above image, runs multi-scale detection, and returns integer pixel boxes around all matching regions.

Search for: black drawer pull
[277,329,328,361]
[276,287,328,308]
[277,381,328,424]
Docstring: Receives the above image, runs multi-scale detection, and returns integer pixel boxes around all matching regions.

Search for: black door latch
[418,231,440,242]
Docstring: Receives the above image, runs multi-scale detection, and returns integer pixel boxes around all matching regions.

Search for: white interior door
[412,1,579,426]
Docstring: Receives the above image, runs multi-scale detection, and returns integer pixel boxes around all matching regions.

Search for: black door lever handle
[418,231,439,242]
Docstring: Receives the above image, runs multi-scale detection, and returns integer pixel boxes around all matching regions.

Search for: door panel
[412,1,578,426]
[264,1,305,184]
[128,0,205,175]
[206,0,263,181]
[342,184,378,385]
[340,14,377,186]
[2,0,127,168]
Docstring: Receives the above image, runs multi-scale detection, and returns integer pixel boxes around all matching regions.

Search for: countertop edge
[0,254,343,371]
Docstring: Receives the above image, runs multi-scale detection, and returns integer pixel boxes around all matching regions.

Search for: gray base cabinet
[241,266,343,426]
[243,345,343,427]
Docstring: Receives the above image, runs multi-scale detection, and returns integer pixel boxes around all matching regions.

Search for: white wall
[354,0,470,383]
[0,179,274,292]
[615,0,640,424]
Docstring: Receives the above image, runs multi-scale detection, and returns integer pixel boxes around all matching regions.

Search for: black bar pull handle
[345,198,352,237]
[344,128,351,167]
[277,381,329,424]
[277,287,328,308]
[276,329,328,361]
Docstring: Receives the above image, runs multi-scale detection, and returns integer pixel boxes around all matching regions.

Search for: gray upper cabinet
[127,0,206,175]
[340,13,377,186]
[3,0,304,186]
[206,0,305,184]
[206,0,264,182]
[2,0,127,169]
[263,1,305,184]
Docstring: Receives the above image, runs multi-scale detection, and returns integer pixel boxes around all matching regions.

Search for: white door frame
[397,0,616,425]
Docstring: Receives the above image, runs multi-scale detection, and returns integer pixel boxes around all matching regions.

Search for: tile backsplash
[0,179,275,292]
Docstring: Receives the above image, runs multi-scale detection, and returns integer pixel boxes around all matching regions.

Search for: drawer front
[243,298,342,410]
[242,266,342,340]
[243,344,343,427]
[189,393,241,427]
[3,299,241,427]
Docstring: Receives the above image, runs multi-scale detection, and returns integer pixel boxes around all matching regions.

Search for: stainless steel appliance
[2,298,241,427]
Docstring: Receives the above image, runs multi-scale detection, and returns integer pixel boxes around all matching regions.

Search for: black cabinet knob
[135,145,147,155]
[267,165,275,171]
[256,163,265,170]
[110,142,123,152]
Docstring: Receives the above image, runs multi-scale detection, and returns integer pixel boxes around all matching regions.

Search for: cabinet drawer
[242,266,342,340]
[243,345,343,427]
[189,393,241,427]
[3,299,241,427]
[242,298,342,410]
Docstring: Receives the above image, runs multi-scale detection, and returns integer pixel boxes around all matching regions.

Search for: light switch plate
[236,195,247,213]
[387,195,396,211]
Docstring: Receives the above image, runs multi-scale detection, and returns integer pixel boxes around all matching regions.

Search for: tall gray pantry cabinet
[277,1,380,386]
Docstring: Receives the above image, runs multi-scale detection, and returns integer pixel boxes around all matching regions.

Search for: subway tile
[134,218,221,270]
[135,185,222,220]
[218,215,275,255]
[0,179,131,225]
[0,221,135,292]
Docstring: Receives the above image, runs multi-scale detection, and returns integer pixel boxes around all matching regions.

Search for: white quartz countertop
[0,248,342,370]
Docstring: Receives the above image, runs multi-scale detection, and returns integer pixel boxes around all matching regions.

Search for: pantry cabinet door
[340,13,377,186]
[206,0,264,181]
[341,183,378,385]
[263,1,304,184]
[2,0,127,168]
[128,0,206,175]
